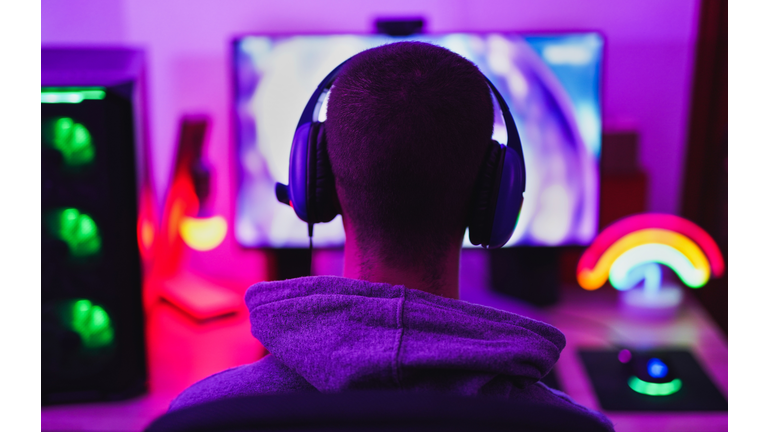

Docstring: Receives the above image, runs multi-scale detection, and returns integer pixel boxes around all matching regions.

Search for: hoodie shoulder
[168,354,317,412]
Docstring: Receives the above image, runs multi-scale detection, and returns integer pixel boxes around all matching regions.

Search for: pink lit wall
[42,0,701,281]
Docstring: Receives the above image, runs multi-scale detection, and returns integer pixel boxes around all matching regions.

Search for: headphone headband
[296,60,350,128]
[296,59,525,187]
[484,78,526,191]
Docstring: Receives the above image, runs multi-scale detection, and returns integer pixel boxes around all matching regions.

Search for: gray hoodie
[169,276,613,430]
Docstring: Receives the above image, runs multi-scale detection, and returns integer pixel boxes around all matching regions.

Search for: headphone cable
[308,223,314,276]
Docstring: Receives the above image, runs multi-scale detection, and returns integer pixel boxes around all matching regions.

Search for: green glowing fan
[68,299,114,349]
[48,117,95,167]
[54,208,102,256]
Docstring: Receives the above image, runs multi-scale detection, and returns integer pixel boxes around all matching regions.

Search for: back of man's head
[326,42,493,282]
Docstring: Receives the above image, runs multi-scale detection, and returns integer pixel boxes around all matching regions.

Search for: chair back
[146,391,610,432]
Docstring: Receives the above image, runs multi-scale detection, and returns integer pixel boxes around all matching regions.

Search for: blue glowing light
[647,358,669,379]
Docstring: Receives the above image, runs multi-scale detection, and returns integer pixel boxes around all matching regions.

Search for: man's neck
[341,221,461,300]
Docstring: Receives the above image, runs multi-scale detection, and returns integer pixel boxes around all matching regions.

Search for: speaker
[41,48,148,404]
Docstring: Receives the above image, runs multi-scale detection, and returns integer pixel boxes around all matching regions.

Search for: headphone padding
[468,141,504,247]
[487,147,525,248]
[287,123,311,222]
[308,122,340,223]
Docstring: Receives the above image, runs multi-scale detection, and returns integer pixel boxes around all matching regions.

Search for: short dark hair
[325,42,493,277]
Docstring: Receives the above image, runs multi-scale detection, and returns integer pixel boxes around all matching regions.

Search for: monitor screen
[233,33,603,248]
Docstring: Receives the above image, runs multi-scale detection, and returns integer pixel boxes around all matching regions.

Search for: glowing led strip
[609,244,708,289]
[578,214,724,279]
[179,216,227,251]
[628,376,682,396]
[42,87,106,103]
[577,229,710,290]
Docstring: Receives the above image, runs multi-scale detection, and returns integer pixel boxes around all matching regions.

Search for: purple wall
[42,0,700,278]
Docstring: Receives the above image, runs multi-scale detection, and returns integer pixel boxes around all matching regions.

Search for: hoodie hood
[246,276,565,394]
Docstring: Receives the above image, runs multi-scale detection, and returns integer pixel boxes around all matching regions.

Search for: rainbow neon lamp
[577,214,724,315]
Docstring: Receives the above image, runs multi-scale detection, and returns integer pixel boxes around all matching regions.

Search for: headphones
[275,57,526,249]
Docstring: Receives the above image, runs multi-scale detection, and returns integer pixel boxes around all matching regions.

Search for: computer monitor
[232,33,603,248]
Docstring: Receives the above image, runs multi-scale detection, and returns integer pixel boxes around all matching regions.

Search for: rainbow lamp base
[619,283,683,319]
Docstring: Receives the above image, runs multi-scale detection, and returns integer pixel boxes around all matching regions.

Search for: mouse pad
[578,348,727,411]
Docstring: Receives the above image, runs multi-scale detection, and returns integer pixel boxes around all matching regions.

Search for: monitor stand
[488,247,561,307]
[269,248,312,281]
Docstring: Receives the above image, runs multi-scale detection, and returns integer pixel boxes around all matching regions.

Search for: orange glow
[140,220,155,253]
[179,216,227,251]
[137,185,159,262]
[153,172,199,277]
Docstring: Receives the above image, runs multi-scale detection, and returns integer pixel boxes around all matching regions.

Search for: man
[169,41,613,430]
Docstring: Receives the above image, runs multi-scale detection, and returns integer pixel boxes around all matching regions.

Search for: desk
[42,252,728,431]
[459,252,728,432]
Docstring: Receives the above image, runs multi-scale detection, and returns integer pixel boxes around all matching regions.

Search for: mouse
[617,349,682,396]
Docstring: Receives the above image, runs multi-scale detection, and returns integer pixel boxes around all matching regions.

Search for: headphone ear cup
[468,141,504,247]
[487,146,525,248]
[308,122,340,223]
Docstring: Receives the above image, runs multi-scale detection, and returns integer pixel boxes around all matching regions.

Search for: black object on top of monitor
[374,18,425,36]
